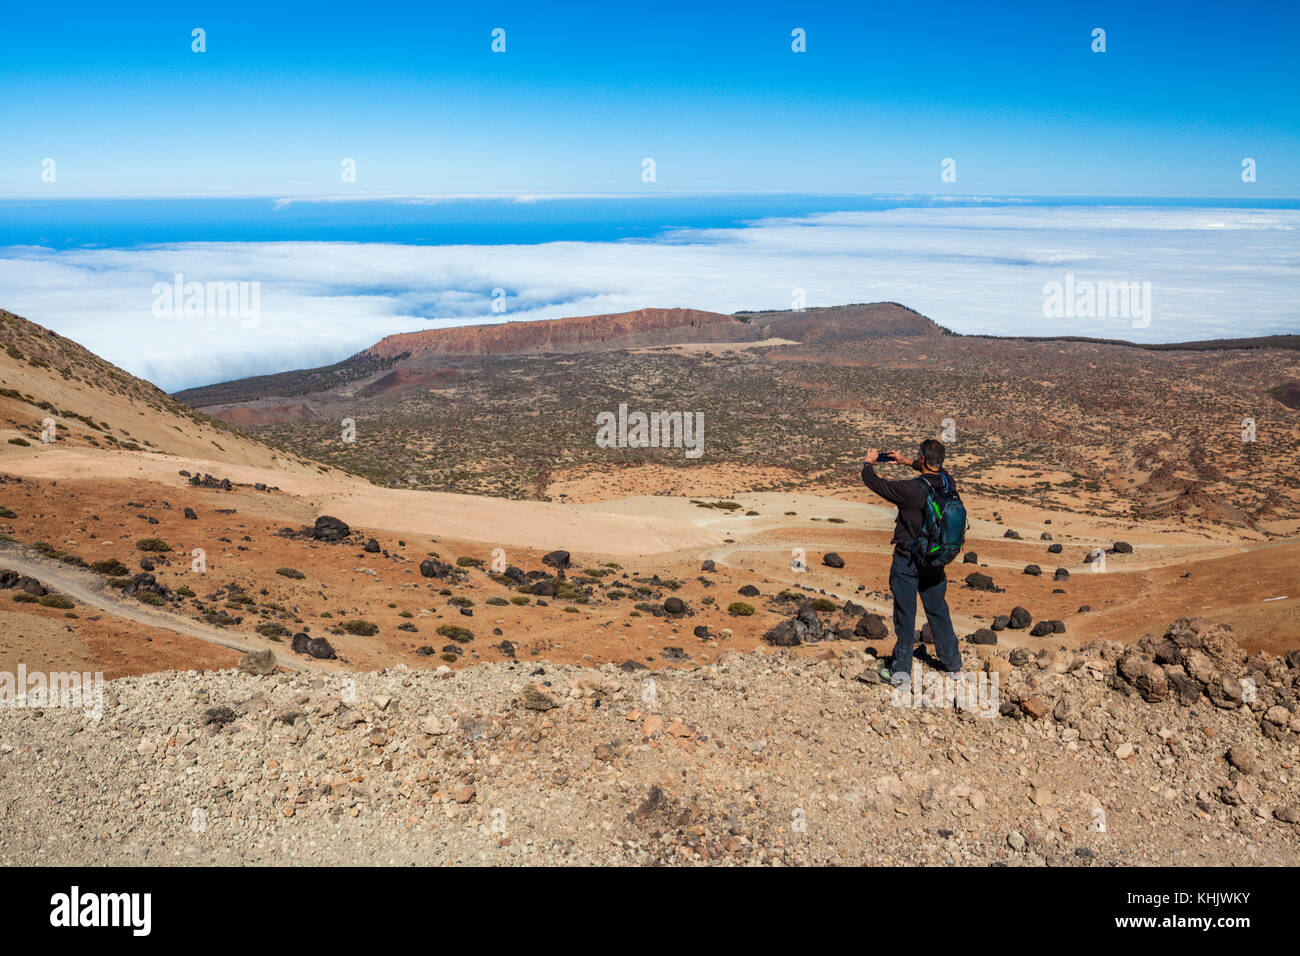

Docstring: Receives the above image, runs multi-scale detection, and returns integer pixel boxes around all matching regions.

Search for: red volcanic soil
[364,308,745,358]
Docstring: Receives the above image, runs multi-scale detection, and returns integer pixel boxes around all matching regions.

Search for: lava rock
[419,559,453,579]
[307,637,336,660]
[542,550,571,571]
[311,515,351,542]
[854,612,889,641]
[822,552,845,569]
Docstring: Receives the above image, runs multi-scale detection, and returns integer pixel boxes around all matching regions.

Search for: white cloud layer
[1,205,1295,392]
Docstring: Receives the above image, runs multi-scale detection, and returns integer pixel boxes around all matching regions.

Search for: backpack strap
[916,474,948,495]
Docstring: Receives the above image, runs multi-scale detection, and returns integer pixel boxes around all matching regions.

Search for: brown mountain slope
[364,307,747,359]
[0,308,308,469]
[737,302,947,341]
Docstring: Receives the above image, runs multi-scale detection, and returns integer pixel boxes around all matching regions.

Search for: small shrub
[91,558,129,576]
[510,596,530,605]
[256,622,289,638]
[136,592,166,606]
[135,538,171,553]
[12,592,38,604]
[276,567,305,579]
[436,624,473,643]
[342,619,378,636]
[7,438,30,447]
[38,594,75,609]
[728,602,756,616]
[485,596,508,606]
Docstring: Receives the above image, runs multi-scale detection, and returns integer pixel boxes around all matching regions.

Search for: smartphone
[874,452,896,462]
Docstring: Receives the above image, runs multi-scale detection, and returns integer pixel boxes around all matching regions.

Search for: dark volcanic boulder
[0,570,19,589]
[17,576,47,596]
[738,584,760,597]
[1003,529,1021,539]
[854,612,889,641]
[822,552,845,569]
[1030,621,1054,637]
[1047,543,1063,554]
[1050,619,1066,633]
[311,515,350,542]
[963,552,978,564]
[700,559,716,572]
[663,596,687,616]
[693,625,711,640]
[964,572,996,592]
[764,602,826,646]
[291,632,312,656]
[970,628,997,645]
[1008,606,1032,629]
[531,579,557,598]
[307,637,337,660]
[542,550,571,571]
[1040,532,1053,541]
[139,558,155,572]
[1023,564,1042,576]
[363,538,381,553]
[183,507,197,520]
[419,559,452,579]
[1053,568,1070,581]
[992,614,1010,631]
[125,572,166,598]
[919,622,934,644]
[1111,541,1133,554]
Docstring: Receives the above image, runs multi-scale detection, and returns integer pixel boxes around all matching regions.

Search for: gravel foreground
[1,618,1298,867]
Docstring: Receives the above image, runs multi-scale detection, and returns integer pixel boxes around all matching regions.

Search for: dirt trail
[0,545,321,673]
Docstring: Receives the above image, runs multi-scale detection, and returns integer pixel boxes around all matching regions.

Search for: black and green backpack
[910,473,967,567]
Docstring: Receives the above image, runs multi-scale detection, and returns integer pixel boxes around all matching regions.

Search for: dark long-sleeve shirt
[861,464,956,552]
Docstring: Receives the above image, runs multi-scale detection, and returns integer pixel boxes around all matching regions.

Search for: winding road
[0,544,321,672]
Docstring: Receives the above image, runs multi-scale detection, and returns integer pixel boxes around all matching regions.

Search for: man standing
[861,439,963,684]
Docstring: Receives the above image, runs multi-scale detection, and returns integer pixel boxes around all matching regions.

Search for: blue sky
[2,0,1297,197]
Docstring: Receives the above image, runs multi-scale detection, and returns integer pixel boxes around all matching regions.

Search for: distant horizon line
[1,192,1298,205]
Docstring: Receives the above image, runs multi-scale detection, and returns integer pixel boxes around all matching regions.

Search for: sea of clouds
[0,204,1295,392]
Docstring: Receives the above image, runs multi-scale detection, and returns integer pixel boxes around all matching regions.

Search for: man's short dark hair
[920,438,945,469]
